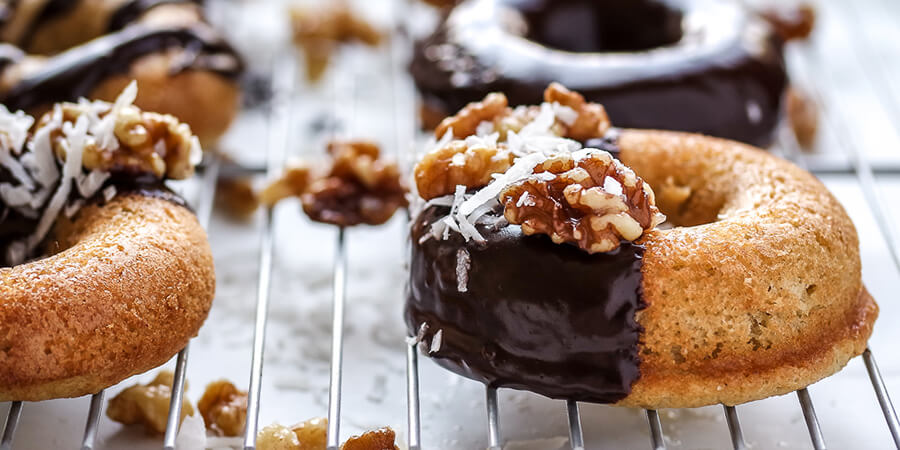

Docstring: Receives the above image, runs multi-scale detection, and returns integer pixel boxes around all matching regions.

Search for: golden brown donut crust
[0,193,215,401]
[615,130,877,408]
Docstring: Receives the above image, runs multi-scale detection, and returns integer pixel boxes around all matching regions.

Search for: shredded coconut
[429,329,443,354]
[455,248,471,292]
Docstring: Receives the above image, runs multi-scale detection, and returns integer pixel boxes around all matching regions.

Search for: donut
[0,0,243,146]
[0,84,215,401]
[405,85,877,408]
[410,0,788,147]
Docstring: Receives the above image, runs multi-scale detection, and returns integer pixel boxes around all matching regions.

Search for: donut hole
[508,0,684,53]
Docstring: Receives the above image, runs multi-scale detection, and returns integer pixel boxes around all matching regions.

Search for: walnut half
[198,380,248,437]
[414,140,513,200]
[106,370,195,434]
[499,150,664,253]
[301,140,407,226]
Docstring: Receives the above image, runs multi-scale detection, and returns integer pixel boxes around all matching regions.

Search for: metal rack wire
[2,1,900,449]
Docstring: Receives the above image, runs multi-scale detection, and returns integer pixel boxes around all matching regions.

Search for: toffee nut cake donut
[405,84,878,408]
[0,0,243,146]
[0,83,215,401]
[410,0,789,147]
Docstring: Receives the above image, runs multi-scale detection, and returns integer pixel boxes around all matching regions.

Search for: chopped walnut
[786,87,818,149]
[256,418,326,450]
[290,1,383,82]
[419,0,459,8]
[42,101,200,180]
[414,140,514,200]
[217,177,260,219]
[434,93,509,139]
[500,150,664,253]
[260,162,312,207]
[197,380,248,437]
[341,428,399,450]
[544,83,611,142]
[106,370,195,434]
[760,3,816,41]
[301,140,407,226]
[256,419,396,450]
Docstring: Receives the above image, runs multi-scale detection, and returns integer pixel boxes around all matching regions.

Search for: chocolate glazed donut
[410,0,789,146]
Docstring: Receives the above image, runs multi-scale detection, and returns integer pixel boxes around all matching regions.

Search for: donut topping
[414,84,663,252]
[500,150,664,254]
[0,82,202,266]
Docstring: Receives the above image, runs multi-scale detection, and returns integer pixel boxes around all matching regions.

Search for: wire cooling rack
[2,0,900,449]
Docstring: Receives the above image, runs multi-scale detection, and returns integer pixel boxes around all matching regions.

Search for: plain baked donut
[0,0,242,146]
[0,193,214,401]
[405,87,877,408]
[0,84,215,401]
[410,0,788,146]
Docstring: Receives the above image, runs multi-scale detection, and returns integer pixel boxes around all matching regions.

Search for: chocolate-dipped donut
[406,87,876,407]
[0,86,214,401]
[410,0,788,147]
[0,0,242,146]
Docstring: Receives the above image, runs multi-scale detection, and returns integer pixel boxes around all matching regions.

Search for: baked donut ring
[0,192,213,401]
[0,0,242,146]
[406,87,877,408]
[0,84,215,401]
[410,0,788,147]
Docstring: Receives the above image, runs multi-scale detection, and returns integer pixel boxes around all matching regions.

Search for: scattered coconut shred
[0,82,199,266]
[413,101,618,294]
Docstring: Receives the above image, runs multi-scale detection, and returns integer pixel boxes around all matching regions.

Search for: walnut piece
[44,102,199,180]
[301,140,407,226]
[290,1,382,82]
[544,82,611,142]
[256,419,396,450]
[434,92,508,139]
[198,380,248,437]
[260,162,312,207]
[499,150,664,253]
[786,86,818,148]
[414,140,513,200]
[760,3,816,41]
[217,176,260,219]
[341,428,399,450]
[106,370,195,434]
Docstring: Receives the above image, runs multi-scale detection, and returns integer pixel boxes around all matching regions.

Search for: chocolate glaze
[410,0,788,147]
[17,0,77,48]
[0,169,189,267]
[406,204,646,402]
[0,24,243,112]
[108,0,203,32]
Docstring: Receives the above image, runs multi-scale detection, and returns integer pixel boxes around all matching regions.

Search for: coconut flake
[174,413,207,450]
[458,152,544,216]
[0,105,34,155]
[103,185,117,202]
[429,329,443,354]
[551,102,578,126]
[455,248,470,293]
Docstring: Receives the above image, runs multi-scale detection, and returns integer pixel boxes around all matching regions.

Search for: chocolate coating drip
[108,0,203,32]
[1,24,243,112]
[406,205,646,402]
[410,0,788,147]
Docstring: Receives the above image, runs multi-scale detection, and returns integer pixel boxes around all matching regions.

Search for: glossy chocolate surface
[410,0,788,147]
[109,0,203,32]
[406,205,646,402]
[1,24,242,112]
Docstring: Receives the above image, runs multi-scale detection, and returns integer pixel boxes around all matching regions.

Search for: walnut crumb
[45,102,199,180]
[544,82,611,141]
[198,380,248,437]
[106,370,195,434]
[341,428,399,450]
[290,1,383,82]
[259,162,312,207]
[434,92,509,139]
[414,140,514,200]
[302,140,407,226]
[217,177,260,219]
[760,3,816,41]
[786,86,818,148]
[257,419,396,450]
[500,150,664,253]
